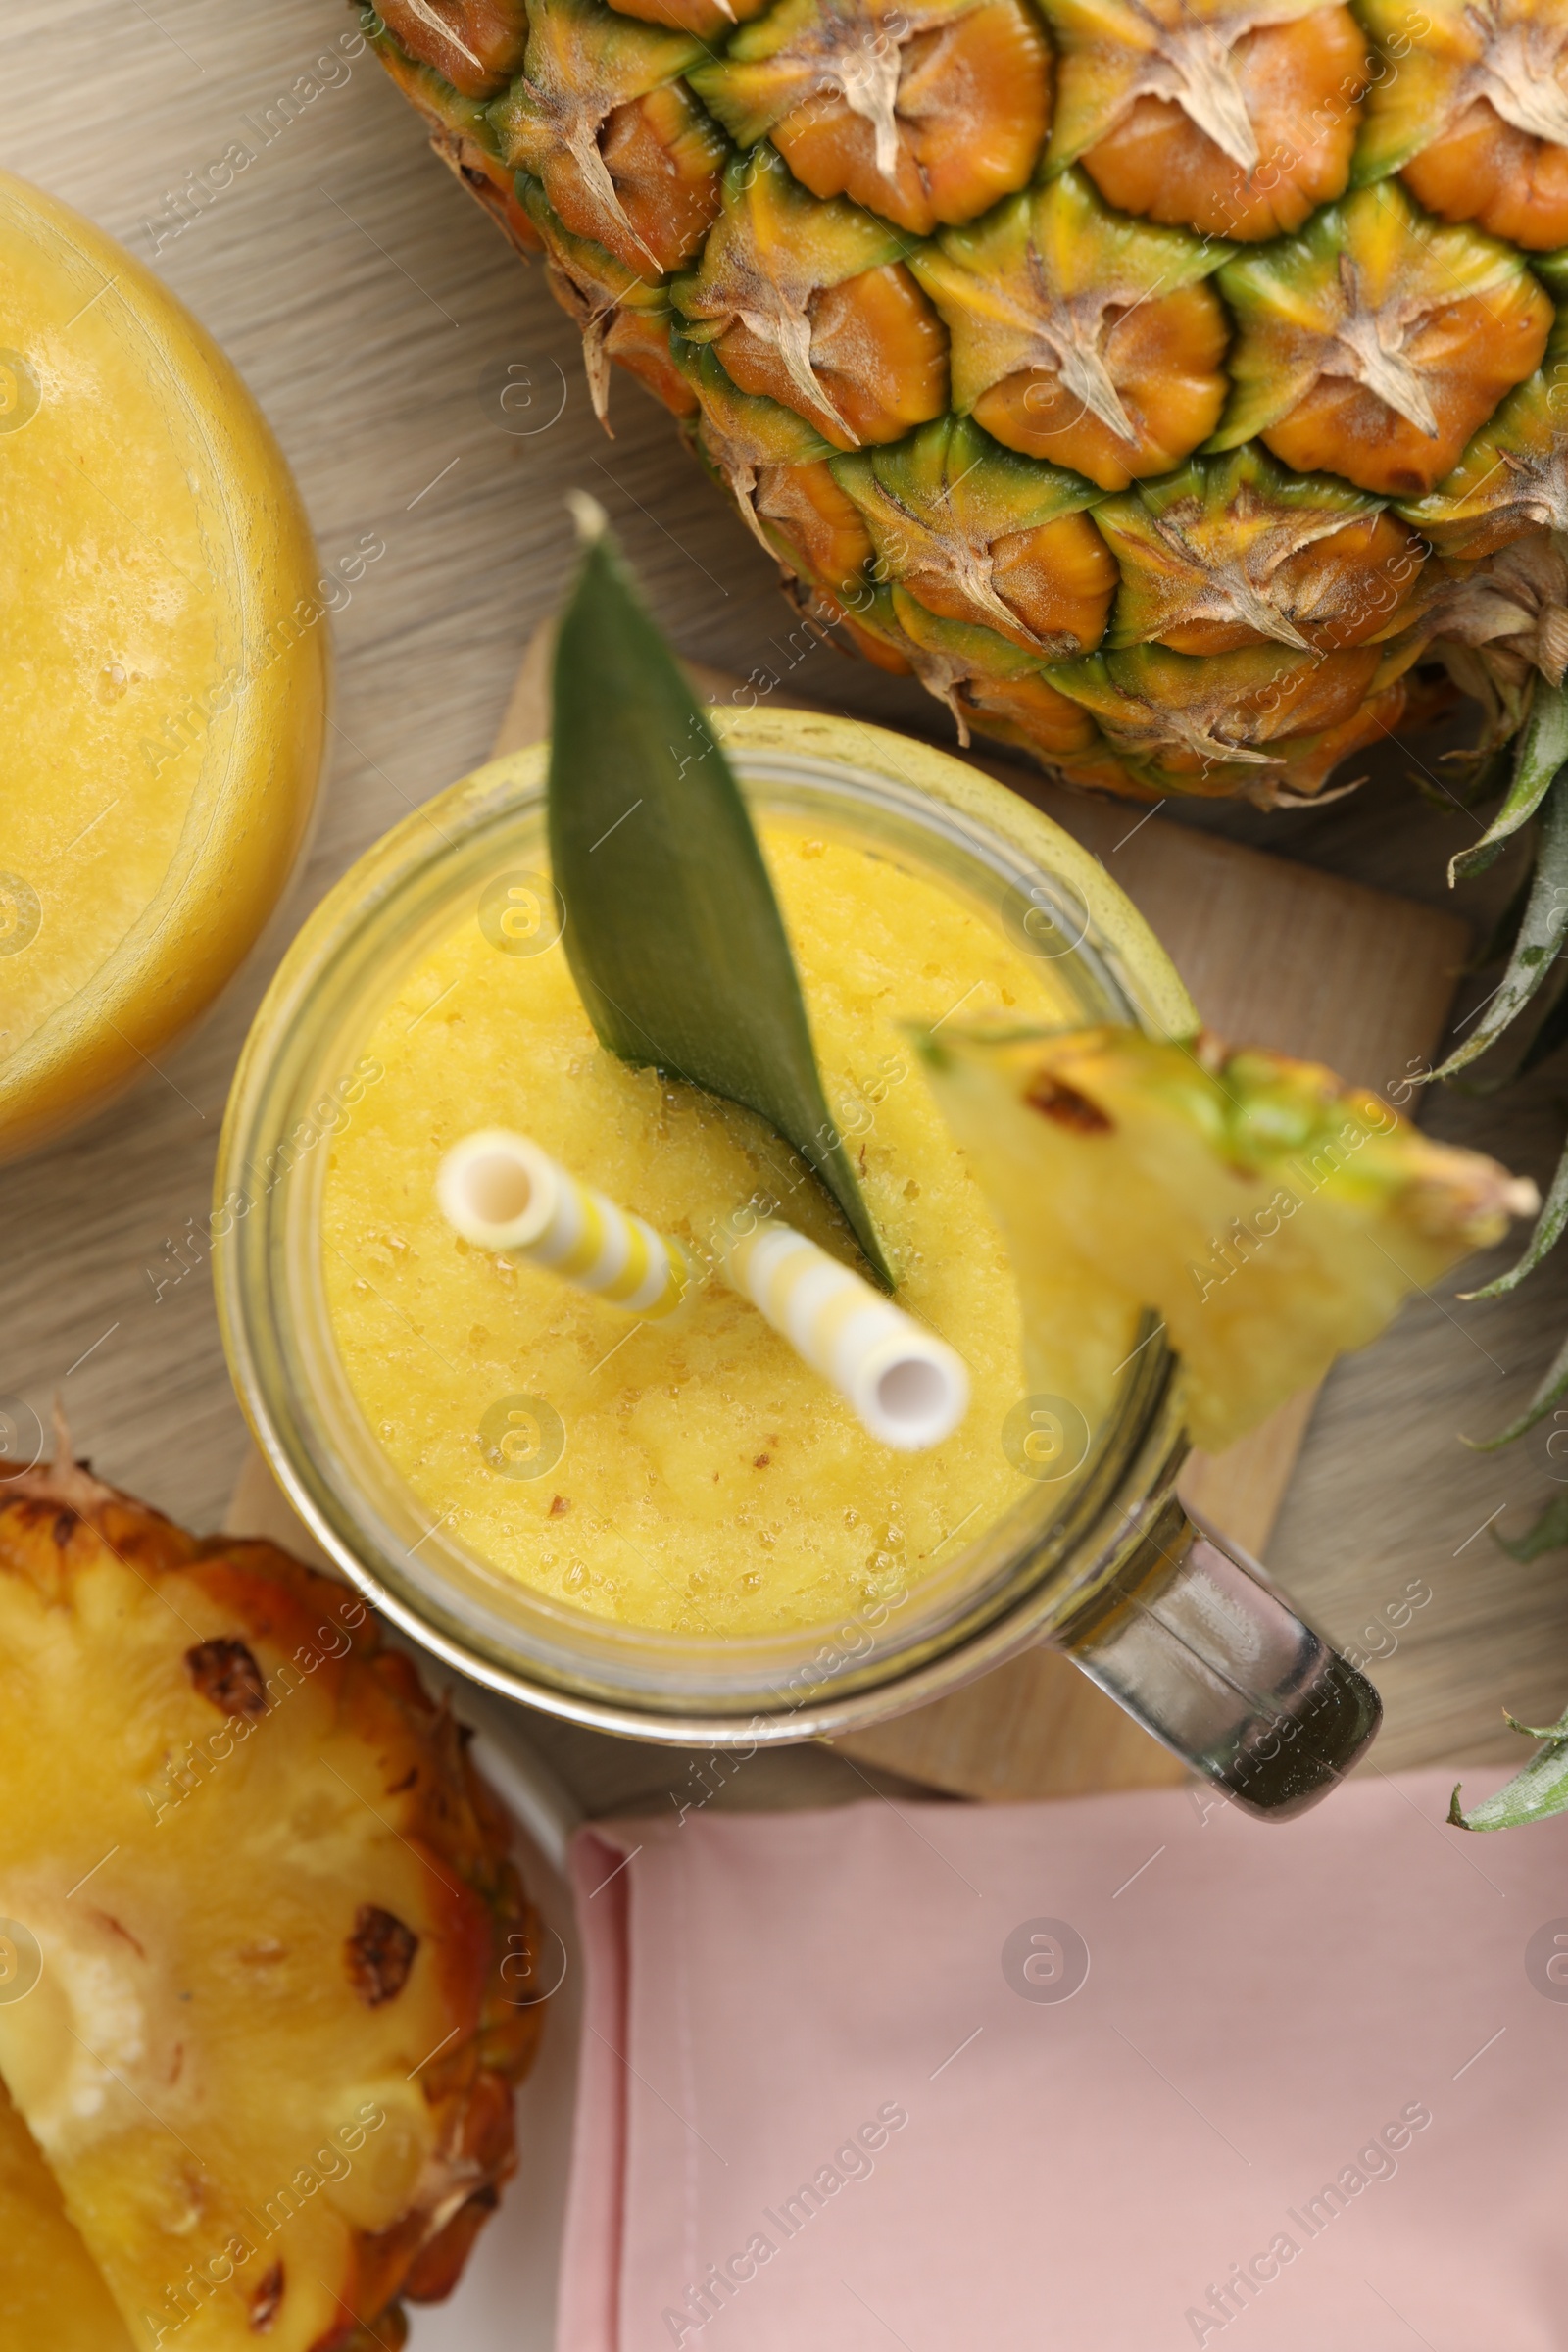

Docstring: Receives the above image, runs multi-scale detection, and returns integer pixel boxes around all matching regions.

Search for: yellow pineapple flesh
[915,1021,1537,1449]
[0,1445,541,2352]
[0,2079,134,2352]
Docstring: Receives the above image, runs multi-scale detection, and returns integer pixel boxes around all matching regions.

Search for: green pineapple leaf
[1463,1127,1568,1300]
[547,496,894,1287]
[1435,769,1568,1078]
[1449,1707,1568,1832]
[1494,1497,1568,1562]
[1464,1323,1568,1451]
[1449,679,1568,885]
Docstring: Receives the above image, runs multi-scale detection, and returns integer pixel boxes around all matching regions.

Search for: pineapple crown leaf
[1461,1315,1568,1452]
[1460,1110,1568,1299]
[1436,754,1568,1078]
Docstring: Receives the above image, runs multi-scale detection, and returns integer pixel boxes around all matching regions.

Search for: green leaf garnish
[547,497,893,1287]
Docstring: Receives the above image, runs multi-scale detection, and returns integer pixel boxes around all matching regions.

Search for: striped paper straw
[436,1130,689,1318]
[723,1219,968,1451]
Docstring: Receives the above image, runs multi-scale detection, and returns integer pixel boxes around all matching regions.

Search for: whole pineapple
[363,0,1568,808]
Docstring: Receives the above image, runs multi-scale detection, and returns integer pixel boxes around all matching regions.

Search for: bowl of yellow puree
[215,706,1200,1745]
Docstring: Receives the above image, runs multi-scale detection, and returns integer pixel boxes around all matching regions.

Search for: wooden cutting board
[232,631,1469,1802]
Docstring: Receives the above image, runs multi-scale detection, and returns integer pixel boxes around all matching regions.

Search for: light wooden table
[7,0,1568,1819]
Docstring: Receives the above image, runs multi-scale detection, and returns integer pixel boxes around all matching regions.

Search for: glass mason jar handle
[1053,1495,1381,1820]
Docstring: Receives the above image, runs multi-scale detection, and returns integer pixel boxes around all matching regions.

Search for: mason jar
[214,707,1379,1819]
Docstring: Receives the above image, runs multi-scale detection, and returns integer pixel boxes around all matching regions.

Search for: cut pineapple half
[915,1021,1536,1451]
[0,2078,133,2352]
[0,1446,542,2352]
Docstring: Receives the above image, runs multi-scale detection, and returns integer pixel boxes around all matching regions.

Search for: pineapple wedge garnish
[0,1442,542,2352]
[0,2077,133,2352]
[917,1022,1537,1452]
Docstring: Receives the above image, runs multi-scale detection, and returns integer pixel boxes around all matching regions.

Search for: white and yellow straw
[437,1129,690,1318]
[722,1217,968,1451]
[437,1134,969,1449]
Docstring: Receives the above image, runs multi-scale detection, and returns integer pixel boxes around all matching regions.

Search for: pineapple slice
[915,1022,1535,1451]
[0,2079,134,2352]
[0,1447,541,2352]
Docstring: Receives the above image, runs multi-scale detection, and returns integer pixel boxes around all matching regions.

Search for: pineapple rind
[1398,298,1568,557]
[367,18,507,155]
[1038,0,1346,172]
[831,414,1112,657]
[1354,0,1568,249]
[909,168,1229,418]
[516,170,683,317]
[673,140,916,314]
[688,0,1053,237]
[689,0,984,152]
[1209,183,1553,470]
[1094,444,1429,654]
[1349,0,1472,182]
[488,0,712,269]
[375,0,529,97]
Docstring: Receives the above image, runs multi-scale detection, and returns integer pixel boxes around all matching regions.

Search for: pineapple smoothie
[321,821,1078,1639]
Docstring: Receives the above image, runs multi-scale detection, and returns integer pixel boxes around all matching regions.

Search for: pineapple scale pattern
[365,0,1568,805]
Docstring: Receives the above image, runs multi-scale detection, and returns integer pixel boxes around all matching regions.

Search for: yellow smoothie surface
[322,822,1081,1637]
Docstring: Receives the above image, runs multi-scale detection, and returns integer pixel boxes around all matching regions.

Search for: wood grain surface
[7,0,1568,1829]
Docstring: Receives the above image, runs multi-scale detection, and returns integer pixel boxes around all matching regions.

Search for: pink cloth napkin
[557,1770,1568,2352]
